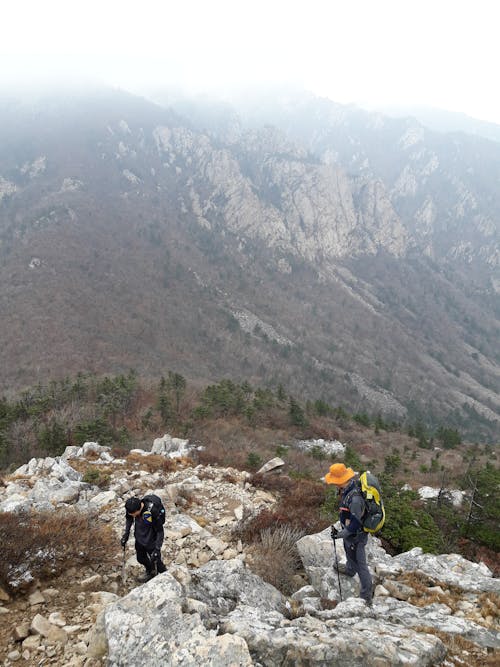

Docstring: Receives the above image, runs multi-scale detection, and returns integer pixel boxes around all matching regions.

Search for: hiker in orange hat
[325,463,373,605]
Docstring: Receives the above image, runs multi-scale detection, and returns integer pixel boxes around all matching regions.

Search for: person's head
[125,496,143,517]
[324,463,356,488]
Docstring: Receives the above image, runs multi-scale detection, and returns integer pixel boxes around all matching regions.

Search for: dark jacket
[339,478,365,536]
[123,500,164,551]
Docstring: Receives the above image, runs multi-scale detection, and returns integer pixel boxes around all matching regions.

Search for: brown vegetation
[247,525,305,595]
[414,626,500,666]
[0,511,115,595]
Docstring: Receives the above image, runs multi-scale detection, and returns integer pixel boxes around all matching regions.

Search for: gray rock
[81,442,110,457]
[372,597,500,649]
[31,478,82,504]
[89,490,117,508]
[13,623,30,641]
[151,433,190,458]
[28,590,45,606]
[61,446,81,460]
[256,457,285,474]
[186,558,287,616]
[220,603,446,666]
[383,579,415,600]
[0,494,32,513]
[392,548,497,592]
[92,570,252,666]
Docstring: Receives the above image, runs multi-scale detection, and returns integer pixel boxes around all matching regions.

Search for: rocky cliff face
[230,93,500,275]
[0,89,498,440]
[0,440,498,666]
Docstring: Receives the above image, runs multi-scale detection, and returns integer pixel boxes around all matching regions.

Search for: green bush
[73,417,113,447]
[246,452,262,469]
[289,397,308,427]
[82,467,110,488]
[381,488,443,553]
[344,446,362,470]
[353,412,371,427]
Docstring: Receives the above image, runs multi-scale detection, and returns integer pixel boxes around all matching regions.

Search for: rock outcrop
[0,444,498,666]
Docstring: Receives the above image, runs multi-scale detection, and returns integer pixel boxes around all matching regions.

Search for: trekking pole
[332,535,343,602]
[121,545,126,585]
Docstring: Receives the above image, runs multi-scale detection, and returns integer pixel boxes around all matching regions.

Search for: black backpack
[142,494,166,525]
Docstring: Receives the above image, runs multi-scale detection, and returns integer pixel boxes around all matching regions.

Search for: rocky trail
[0,438,498,666]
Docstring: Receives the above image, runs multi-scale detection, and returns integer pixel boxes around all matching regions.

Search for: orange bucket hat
[324,463,355,485]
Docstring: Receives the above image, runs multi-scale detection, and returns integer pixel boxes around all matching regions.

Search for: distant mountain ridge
[373,104,500,144]
[0,87,498,441]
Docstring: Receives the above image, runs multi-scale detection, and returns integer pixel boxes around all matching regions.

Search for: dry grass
[414,626,500,666]
[399,573,500,629]
[397,572,463,612]
[0,510,115,595]
[477,592,500,622]
[248,525,305,595]
[125,452,181,473]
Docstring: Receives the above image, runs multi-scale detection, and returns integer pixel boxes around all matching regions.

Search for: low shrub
[248,525,305,594]
[251,473,294,493]
[82,467,111,488]
[238,477,328,543]
[0,510,115,594]
[125,453,178,473]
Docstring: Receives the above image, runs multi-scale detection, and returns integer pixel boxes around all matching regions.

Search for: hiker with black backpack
[325,463,375,605]
[121,495,166,582]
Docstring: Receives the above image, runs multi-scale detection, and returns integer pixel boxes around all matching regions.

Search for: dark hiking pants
[135,542,166,574]
[343,532,373,601]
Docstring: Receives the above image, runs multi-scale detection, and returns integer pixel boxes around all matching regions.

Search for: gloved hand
[333,528,349,540]
[120,535,128,548]
[151,550,160,563]
[331,525,338,539]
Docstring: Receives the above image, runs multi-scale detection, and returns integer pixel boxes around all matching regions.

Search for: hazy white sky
[1,0,499,124]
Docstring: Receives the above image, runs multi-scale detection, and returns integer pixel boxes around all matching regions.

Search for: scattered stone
[90,490,117,508]
[0,585,11,602]
[13,623,30,641]
[22,635,40,650]
[80,574,102,591]
[384,579,416,600]
[41,588,60,599]
[63,624,82,634]
[28,590,46,606]
[206,537,227,555]
[73,640,88,655]
[30,613,53,637]
[48,611,66,627]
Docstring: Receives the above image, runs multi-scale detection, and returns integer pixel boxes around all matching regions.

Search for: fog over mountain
[0,87,498,441]
[370,105,500,145]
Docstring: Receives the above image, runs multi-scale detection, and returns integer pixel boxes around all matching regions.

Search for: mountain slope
[0,88,498,440]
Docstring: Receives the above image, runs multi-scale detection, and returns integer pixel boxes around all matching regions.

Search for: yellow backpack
[359,471,385,533]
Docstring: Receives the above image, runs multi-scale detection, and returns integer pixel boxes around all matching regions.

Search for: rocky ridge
[0,438,498,666]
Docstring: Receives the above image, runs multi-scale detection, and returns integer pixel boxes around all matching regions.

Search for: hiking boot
[137,571,154,583]
[334,564,355,577]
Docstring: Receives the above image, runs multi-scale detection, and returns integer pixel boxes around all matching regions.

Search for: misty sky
[2,0,499,124]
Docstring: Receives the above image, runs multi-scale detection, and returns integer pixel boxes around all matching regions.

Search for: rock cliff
[0,89,498,439]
